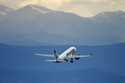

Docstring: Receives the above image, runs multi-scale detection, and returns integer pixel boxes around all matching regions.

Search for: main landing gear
[70,58,74,63]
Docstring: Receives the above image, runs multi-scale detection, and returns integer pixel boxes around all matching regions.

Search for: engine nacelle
[75,57,80,60]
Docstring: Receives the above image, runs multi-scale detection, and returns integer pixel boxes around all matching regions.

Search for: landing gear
[70,58,74,63]
[64,59,68,62]
[75,57,80,60]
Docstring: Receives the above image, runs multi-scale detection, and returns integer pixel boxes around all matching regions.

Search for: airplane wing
[45,59,57,62]
[75,54,91,58]
[34,53,54,57]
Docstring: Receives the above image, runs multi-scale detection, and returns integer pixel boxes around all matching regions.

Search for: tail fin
[54,49,58,60]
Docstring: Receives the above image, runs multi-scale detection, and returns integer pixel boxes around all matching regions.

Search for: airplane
[34,46,91,63]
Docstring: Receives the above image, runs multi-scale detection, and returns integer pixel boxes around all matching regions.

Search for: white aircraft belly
[58,54,67,60]
[58,46,76,60]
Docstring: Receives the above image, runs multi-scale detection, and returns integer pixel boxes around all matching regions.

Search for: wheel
[64,59,68,62]
[70,58,73,63]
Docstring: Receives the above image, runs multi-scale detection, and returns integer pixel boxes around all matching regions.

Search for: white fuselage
[35,46,90,63]
[57,47,76,61]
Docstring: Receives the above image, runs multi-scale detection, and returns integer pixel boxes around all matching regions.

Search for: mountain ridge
[0,5,13,15]
[0,5,125,45]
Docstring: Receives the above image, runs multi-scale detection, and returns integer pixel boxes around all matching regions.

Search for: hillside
[0,5,125,45]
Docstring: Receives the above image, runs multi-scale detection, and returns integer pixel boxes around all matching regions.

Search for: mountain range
[0,5,125,45]
[0,5,13,16]
[0,5,125,83]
